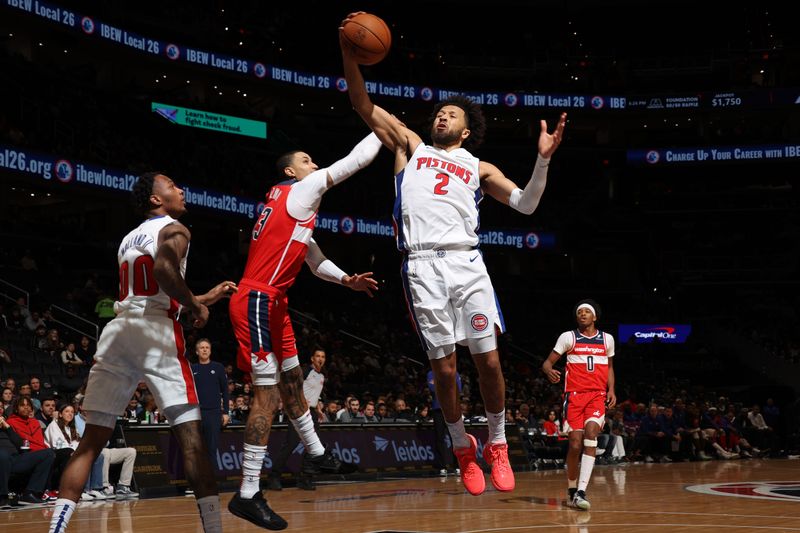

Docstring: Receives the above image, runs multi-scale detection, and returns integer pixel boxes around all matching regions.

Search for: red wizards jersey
[553,329,615,393]
[243,180,316,293]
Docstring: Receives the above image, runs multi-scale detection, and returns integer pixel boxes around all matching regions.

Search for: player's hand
[538,112,567,159]
[190,302,210,329]
[343,272,379,297]
[339,12,366,58]
[200,281,238,306]
[606,390,617,409]
[545,368,561,383]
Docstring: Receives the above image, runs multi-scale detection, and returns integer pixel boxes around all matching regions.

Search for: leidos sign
[618,324,692,344]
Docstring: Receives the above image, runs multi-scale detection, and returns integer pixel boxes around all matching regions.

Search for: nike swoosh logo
[469,255,479,262]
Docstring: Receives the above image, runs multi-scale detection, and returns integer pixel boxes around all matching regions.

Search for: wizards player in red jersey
[542,299,616,511]
[228,133,381,530]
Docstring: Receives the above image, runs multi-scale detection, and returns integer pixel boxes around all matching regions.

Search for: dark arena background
[1,2,800,532]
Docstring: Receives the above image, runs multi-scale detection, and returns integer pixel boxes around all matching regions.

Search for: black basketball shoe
[228,491,288,531]
[302,449,357,475]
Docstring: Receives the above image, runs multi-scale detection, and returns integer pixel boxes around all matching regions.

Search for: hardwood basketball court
[3,459,799,532]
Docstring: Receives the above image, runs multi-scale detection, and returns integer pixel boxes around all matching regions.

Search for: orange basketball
[342,13,391,66]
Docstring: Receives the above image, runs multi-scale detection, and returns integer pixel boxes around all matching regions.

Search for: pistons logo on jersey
[471,313,489,331]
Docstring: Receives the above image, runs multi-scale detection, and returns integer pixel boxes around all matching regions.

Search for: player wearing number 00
[542,300,617,511]
[340,11,567,497]
[50,172,238,533]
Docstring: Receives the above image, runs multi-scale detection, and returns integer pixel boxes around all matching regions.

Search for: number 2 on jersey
[433,172,449,195]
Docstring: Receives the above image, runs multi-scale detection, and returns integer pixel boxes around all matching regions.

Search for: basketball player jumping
[340,13,567,496]
[50,173,237,533]
[227,135,381,530]
[542,300,616,510]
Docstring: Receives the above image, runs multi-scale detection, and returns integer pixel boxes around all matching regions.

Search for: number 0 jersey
[394,144,482,252]
[553,329,615,393]
[115,215,186,317]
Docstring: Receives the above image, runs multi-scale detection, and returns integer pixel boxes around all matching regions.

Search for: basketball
[341,13,391,66]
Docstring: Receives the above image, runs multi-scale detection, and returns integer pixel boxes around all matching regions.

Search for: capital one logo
[635,326,677,340]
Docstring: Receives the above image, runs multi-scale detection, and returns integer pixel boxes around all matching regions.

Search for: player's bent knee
[427,344,455,360]
[85,410,119,429]
[164,404,201,426]
[583,439,598,448]
[466,332,497,355]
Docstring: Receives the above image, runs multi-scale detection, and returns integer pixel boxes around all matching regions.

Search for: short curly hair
[429,95,486,151]
[130,172,161,215]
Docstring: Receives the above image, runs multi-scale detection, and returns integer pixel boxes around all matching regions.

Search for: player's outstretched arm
[542,350,563,384]
[339,13,421,154]
[304,238,378,297]
[154,223,208,328]
[197,281,238,306]
[481,112,567,214]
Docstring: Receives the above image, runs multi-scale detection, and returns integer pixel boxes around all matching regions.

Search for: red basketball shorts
[562,390,606,432]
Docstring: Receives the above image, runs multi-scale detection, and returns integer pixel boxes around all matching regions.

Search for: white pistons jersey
[114,215,187,317]
[394,144,482,252]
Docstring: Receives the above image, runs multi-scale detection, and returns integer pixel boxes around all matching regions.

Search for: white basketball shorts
[82,313,199,418]
[400,249,505,357]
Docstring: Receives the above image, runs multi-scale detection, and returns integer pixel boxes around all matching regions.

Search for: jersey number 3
[252,207,273,240]
[119,256,158,300]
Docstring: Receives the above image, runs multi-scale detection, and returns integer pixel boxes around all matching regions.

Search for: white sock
[577,453,596,492]
[486,409,507,444]
[446,418,469,449]
[291,410,325,456]
[240,443,266,498]
[49,499,76,533]
[197,495,222,533]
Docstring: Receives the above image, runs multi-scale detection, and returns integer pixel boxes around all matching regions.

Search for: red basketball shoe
[483,441,515,492]
[454,434,485,496]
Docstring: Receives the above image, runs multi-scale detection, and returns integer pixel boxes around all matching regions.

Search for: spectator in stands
[394,398,414,422]
[0,348,9,365]
[44,403,107,501]
[8,308,24,332]
[232,395,249,424]
[514,403,536,432]
[43,329,63,358]
[363,402,379,422]
[76,336,95,365]
[636,404,671,462]
[94,294,116,330]
[763,398,780,429]
[37,397,56,429]
[18,382,40,411]
[1,388,13,416]
[375,402,388,421]
[123,398,142,421]
[322,401,339,423]
[0,410,55,506]
[339,397,364,423]
[32,325,47,350]
[3,378,16,396]
[415,404,433,423]
[101,442,138,499]
[7,397,48,452]
[747,404,778,454]
[60,342,84,368]
[25,311,46,333]
[57,365,84,397]
[29,376,43,403]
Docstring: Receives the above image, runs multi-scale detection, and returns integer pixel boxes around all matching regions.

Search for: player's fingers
[540,119,547,135]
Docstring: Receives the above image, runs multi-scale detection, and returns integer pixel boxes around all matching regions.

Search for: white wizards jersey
[393,144,482,251]
[114,215,188,317]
